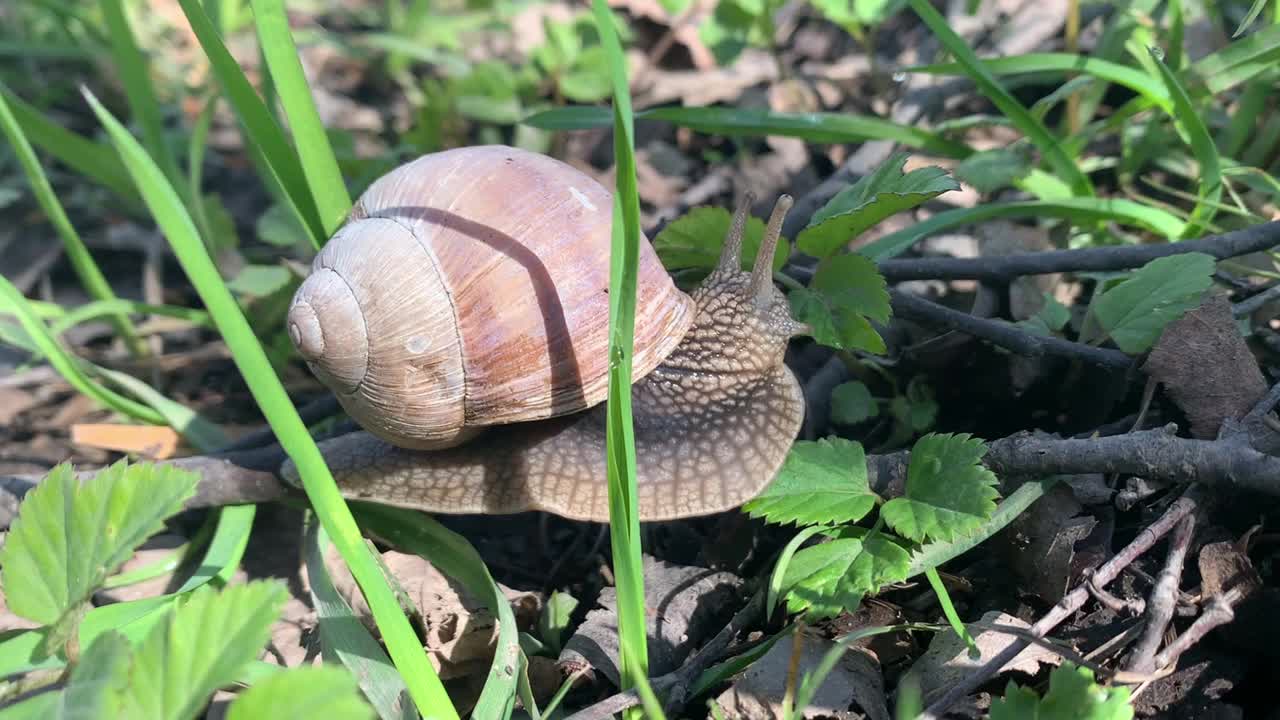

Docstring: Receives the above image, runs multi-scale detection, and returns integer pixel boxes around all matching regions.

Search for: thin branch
[919,487,1205,719]
[1126,514,1196,673]
[1153,587,1243,670]
[890,290,1134,371]
[877,220,1280,282]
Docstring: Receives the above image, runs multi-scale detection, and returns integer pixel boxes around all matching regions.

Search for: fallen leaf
[911,611,1061,703]
[559,556,742,687]
[1143,293,1268,439]
[71,423,181,460]
[712,632,889,720]
[1001,483,1097,603]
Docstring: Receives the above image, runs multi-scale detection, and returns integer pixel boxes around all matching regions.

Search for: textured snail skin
[282,194,809,523]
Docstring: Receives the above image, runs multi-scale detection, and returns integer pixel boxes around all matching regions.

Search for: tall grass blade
[592,0,650,707]
[859,198,1187,260]
[99,0,184,191]
[172,0,327,247]
[82,88,457,720]
[249,0,352,235]
[1150,49,1222,237]
[0,85,145,357]
[906,0,1094,196]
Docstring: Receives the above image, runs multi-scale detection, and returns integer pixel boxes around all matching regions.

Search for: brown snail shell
[287,146,696,450]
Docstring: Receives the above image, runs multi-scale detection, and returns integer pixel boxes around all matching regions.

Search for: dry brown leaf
[911,611,1061,703]
[70,423,180,459]
[712,632,889,720]
[559,556,742,687]
[1143,293,1267,439]
[1002,483,1097,603]
[0,387,38,425]
[323,548,540,679]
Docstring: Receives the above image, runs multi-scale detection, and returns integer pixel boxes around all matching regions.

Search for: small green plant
[0,460,372,718]
[991,663,1134,720]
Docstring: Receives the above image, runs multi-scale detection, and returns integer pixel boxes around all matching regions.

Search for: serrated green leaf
[880,433,999,543]
[0,461,198,637]
[1089,252,1215,354]
[120,581,288,720]
[652,206,790,274]
[227,666,374,720]
[782,533,911,617]
[797,152,959,258]
[788,254,890,352]
[831,381,879,425]
[991,664,1134,720]
[954,146,1033,194]
[56,631,132,720]
[743,438,877,526]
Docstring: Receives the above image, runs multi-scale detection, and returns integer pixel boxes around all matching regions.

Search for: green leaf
[798,153,959,258]
[743,438,877,526]
[881,433,999,543]
[538,591,579,656]
[788,254,890,352]
[255,203,310,248]
[0,462,198,636]
[120,581,288,720]
[1017,293,1071,336]
[991,664,1134,720]
[831,381,879,425]
[226,265,294,299]
[1089,252,1215,354]
[783,533,911,617]
[227,666,374,720]
[954,146,1033,194]
[652,206,790,274]
[56,631,132,719]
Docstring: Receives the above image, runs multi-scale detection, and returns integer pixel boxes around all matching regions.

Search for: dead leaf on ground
[0,387,38,426]
[558,555,742,687]
[1143,293,1267,439]
[911,611,1061,704]
[712,632,889,720]
[635,48,777,106]
[322,548,541,680]
[71,423,181,460]
[1002,483,1098,603]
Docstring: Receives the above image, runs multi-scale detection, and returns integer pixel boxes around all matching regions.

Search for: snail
[282,145,809,523]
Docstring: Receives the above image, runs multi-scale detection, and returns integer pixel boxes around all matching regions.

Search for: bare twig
[890,290,1135,371]
[919,487,1204,719]
[1126,514,1196,673]
[877,221,1280,282]
[1152,587,1244,670]
[1232,282,1280,317]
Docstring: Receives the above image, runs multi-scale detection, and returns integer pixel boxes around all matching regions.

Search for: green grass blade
[1151,50,1222,237]
[249,0,352,235]
[351,505,521,717]
[99,0,183,190]
[92,366,230,451]
[47,299,212,336]
[906,53,1175,113]
[0,279,164,425]
[0,87,139,206]
[523,106,973,157]
[858,198,1187,260]
[303,521,412,720]
[0,85,145,357]
[592,0,650,706]
[82,88,456,720]
[906,0,1094,196]
[924,567,977,655]
[172,505,256,592]
[171,0,327,247]
[1193,21,1280,94]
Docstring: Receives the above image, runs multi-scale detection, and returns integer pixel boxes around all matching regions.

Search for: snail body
[284,146,808,522]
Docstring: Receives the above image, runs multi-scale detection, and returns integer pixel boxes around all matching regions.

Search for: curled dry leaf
[1001,483,1098,603]
[558,556,742,687]
[712,632,889,720]
[322,547,541,679]
[1197,540,1280,659]
[1143,293,1267,439]
[911,611,1061,704]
